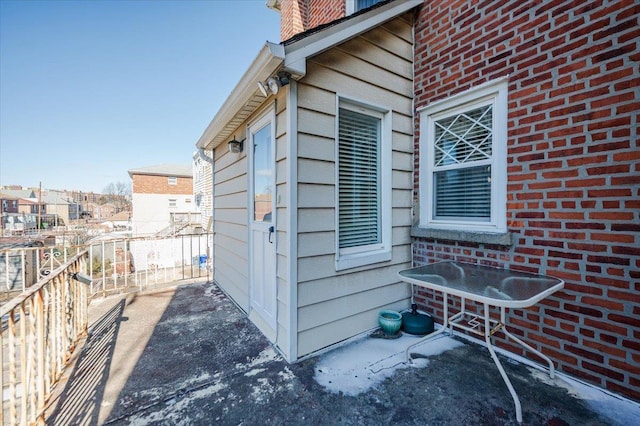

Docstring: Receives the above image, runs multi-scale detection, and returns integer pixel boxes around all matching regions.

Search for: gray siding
[295,15,415,356]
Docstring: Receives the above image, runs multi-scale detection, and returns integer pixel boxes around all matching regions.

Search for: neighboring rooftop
[128,164,193,178]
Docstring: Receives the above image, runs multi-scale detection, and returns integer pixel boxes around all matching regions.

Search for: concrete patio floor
[44,281,639,425]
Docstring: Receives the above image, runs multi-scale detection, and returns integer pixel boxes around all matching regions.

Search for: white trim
[286,81,299,362]
[248,106,278,331]
[419,78,508,233]
[346,0,356,15]
[335,95,392,271]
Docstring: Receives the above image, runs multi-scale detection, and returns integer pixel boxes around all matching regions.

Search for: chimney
[270,0,347,41]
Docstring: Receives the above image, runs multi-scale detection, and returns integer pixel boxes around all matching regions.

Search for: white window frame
[419,78,508,233]
[335,96,392,271]
[168,198,177,208]
[168,176,178,185]
[346,0,383,15]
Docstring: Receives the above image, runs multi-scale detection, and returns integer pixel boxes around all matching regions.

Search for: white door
[249,113,277,331]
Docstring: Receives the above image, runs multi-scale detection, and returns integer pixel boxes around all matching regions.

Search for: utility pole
[38,181,42,231]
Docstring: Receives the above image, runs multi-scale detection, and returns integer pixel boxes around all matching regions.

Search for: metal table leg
[483,303,523,423]
[500,307,556,378]
[404,292,452,362]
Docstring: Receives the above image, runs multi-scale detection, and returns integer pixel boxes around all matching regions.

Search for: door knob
[268,226,275,243]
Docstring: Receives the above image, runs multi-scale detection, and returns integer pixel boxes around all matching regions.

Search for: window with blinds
[338,107,381,250]
[356,0,383,12]
[433,105,492,221]
[419,78,508,233]
[347,0,384,15]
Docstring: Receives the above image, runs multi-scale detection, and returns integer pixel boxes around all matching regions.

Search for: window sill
[411,226,514,246]
[335,249,392,271]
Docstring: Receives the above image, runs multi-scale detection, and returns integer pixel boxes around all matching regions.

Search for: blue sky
[0,0,281,193]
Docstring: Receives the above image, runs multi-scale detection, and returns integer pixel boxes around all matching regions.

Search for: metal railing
[1,233,212,301]
[1,251,90,426]
[0,233,212,425]
[86,233,211,297]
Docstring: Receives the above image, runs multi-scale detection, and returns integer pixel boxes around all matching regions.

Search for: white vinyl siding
[419,78,508,233]
[294,15,414,357]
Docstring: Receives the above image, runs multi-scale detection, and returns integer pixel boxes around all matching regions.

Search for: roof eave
[283,0,422,75]
[196,42,285,150]
[195,0,422,151]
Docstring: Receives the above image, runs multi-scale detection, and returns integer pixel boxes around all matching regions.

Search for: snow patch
[314,334,462,396]
[529,368,640,426]
[245,368,266,377]
[244,346,280,369]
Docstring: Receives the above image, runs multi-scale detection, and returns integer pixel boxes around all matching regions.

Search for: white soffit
[196,42,284,150]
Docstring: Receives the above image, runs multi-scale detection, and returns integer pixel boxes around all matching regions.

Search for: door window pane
[253,124,272,222]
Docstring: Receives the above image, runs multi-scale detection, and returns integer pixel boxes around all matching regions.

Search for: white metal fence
[1,252,89,425]
[1,234,212,301]
[0,233,212,425]
[86,233,211,297]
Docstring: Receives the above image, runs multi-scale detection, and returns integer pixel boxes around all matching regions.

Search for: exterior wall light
[228,137,244,154]
[257,71,292,97]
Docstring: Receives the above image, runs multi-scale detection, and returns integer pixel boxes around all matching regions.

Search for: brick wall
[413,0,639,401]
[132,174,193,195]
[280,0,346,40]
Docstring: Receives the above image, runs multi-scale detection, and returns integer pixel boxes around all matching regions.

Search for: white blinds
[338,108,381,249]
[433,105,492,220]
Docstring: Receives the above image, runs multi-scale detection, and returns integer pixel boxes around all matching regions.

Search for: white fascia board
[283,0,422,75]
[196,42,285,150]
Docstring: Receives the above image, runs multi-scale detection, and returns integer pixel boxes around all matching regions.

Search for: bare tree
[102,182,132,212]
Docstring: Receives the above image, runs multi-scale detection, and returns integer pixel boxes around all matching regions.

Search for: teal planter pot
[378,310,402,335]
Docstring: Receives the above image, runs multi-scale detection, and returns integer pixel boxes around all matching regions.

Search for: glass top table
[398,261,564,423]
[398,261,564,308]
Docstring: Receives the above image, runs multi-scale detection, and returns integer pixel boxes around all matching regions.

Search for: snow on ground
[314,331,640,425]
[314,333,463,396]
[529,368,640,426]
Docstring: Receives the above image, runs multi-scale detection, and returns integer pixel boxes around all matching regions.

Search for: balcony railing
[1,233,212,301]
[0,233,212,425]
[1,251,89,426]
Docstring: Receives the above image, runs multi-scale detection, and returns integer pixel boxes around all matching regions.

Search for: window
[419,78,508,233]
[346,0,384,14]
[168,199,177,208]
[168,176,177,185]
[336,98,391,270]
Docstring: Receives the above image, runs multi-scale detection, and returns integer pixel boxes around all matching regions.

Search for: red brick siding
[132,174,193,195]
[413,0,639,401]
[280,0,346,41]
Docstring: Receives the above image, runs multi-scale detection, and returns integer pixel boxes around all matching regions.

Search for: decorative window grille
[419,79,508,233]
[433,105,493,220]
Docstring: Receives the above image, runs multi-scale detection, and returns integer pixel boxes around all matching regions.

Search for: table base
[405,293,556,424]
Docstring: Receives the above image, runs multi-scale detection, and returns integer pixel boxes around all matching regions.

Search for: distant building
[192,150,213,232]
[128,164,197,236]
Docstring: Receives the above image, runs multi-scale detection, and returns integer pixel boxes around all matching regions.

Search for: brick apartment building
[271,0,639,401]
[410,0,639,401]
[128,164,195,235]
